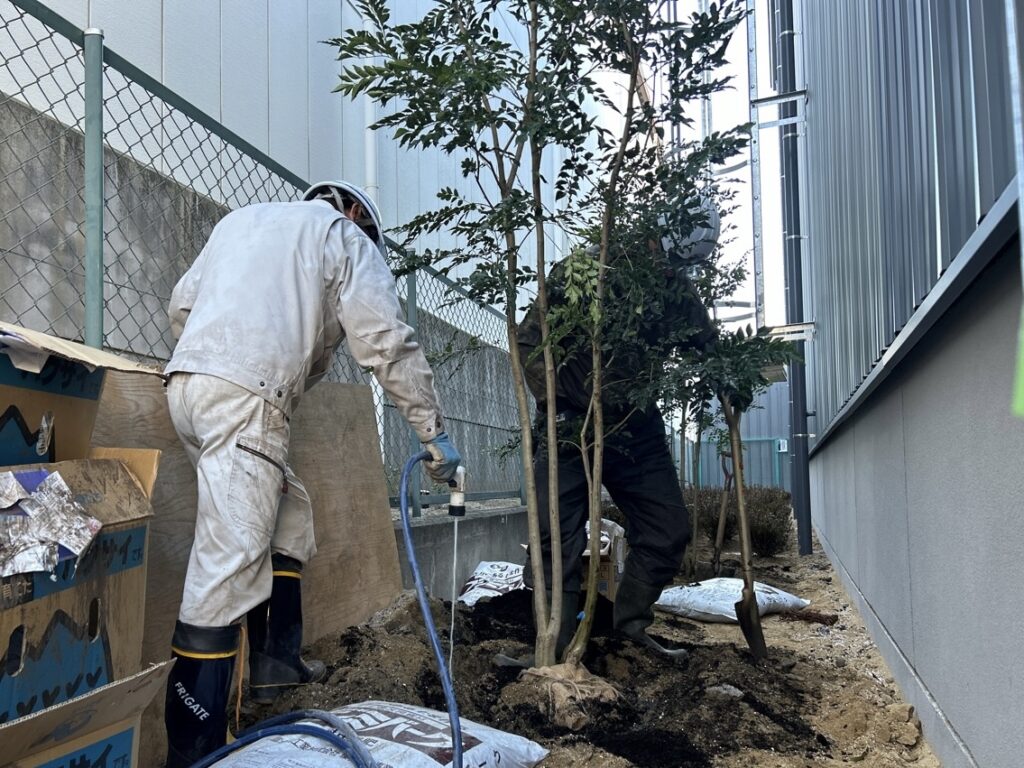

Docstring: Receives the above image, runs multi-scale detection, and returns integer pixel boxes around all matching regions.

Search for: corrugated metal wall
[688,380,792,491]
[799,6,1023,763]
[801,0,1016,435]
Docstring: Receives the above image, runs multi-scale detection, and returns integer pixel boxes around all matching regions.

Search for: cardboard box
[591,558,623,602]
[0,661,172,768]
[582,518,627,601]
[0,321,161,465]
[0,321,163,725]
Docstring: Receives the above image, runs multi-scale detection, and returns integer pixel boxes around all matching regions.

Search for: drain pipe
[773,0,813,555]
[363,15,379,203]
[360,5,388,466]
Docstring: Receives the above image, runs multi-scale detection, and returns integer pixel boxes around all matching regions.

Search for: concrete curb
[393,506,529,599]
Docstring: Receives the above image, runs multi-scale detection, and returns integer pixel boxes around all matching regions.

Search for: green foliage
[708,423,734,456]
[746,486,794,557]
[332,0,605,301]
[330,0,750,317]
[330,0,763,447]
[676,322,798,464]
[487,430,523,468]
[705,325,796,405]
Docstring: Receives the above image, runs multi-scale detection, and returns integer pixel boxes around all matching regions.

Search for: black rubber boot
[248,554,326,704]
[494,590,579,669]
[613,566,688,660]
[246,597,269,658]
[165,622,239,768]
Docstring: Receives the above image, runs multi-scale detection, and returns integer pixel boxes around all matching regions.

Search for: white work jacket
[166,199,444,442]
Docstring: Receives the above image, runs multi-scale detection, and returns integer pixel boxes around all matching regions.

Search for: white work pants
[167,373,316,627]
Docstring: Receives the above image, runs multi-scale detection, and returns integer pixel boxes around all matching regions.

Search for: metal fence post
[83,28,104,348]
[406,270,422,517]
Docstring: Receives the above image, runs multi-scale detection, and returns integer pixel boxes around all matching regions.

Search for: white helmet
[659,196,720,266]
[301,180,387,255]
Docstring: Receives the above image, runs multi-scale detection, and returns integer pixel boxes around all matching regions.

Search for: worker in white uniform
[162,181,461,768]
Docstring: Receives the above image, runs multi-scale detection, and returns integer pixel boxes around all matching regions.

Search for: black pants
[525,407,690,594]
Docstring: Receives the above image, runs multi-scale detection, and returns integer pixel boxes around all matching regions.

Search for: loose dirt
[242,534,940,767]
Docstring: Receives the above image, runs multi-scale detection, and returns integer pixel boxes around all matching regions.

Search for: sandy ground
[243,532,941,768]
[688,541,941,768]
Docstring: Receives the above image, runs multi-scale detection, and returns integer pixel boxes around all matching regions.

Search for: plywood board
[286,384,405,641]
[91,374,195,664]
[91,373,402,765]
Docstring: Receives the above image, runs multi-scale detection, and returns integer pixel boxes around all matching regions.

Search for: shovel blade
[735,594,768,660]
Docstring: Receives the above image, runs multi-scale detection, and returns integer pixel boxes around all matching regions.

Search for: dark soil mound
[241,589,828,767]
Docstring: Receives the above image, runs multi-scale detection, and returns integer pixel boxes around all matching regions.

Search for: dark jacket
[516,255,716,419]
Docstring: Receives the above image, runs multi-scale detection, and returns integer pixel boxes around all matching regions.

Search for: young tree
[667,223,746,580]
[701,326,794,658]
[332,0,746,667]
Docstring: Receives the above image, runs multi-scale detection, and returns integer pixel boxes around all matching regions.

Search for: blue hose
[399,450,464,768]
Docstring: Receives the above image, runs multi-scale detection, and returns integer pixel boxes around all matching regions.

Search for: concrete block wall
[394,507,529,599]
[2,95,523,496]
[379,318,522,497]
[0,94,224,355]
[809,246,1024,768]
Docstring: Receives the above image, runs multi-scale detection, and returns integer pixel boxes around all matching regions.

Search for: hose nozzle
[448,466,467,517]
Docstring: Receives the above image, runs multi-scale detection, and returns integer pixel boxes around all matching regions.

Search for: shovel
[720,395,768,661]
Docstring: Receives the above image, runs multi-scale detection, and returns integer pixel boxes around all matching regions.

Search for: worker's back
[166,199,348,414]
[516,253,716,418]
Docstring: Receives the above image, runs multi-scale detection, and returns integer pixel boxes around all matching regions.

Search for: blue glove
[423,432,462,483]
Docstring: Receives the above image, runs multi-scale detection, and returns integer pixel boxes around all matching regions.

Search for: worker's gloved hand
[423,432,461,483]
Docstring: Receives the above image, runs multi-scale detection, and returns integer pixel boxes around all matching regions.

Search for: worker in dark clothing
[516,200,720,659]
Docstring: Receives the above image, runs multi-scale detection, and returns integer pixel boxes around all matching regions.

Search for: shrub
[685,486,736,543]
[746,486,794,557]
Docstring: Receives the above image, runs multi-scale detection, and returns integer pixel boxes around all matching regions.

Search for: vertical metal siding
[692,381,793,492]
[800,0,1014,433]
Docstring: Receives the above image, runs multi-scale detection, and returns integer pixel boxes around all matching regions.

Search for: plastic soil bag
[457,561,525,607]
[211,700,548,768]
[656,577,810,623]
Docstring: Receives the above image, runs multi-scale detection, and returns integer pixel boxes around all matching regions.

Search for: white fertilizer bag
[458,560,526,606]
[656,577,810,623]
[211,700,548,768]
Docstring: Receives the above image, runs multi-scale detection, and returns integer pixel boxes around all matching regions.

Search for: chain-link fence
[0,0,523,505]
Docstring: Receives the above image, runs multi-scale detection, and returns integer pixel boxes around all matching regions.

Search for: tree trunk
[690,407,703,490]
[563,18,644,668]
[712,456,733,576]
[720,396,767,658]
[679,402,697,580]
